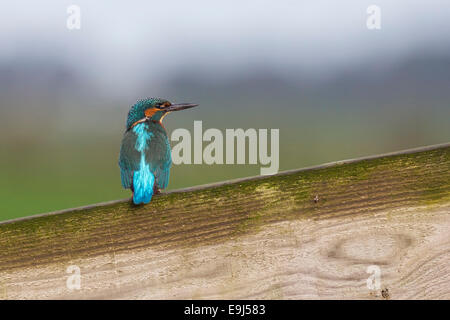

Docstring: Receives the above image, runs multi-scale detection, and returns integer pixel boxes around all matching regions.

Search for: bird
[119,97,198,204]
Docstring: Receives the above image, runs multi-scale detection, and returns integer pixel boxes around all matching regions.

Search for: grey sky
[1,1,450,93]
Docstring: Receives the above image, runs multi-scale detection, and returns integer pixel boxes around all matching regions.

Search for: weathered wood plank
[0,143,449,299]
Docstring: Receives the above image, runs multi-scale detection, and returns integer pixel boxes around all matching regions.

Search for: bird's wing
[146,122,172,189]
[118,130,140,189]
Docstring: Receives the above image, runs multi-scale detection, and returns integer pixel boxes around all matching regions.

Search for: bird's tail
[132,161,155,205]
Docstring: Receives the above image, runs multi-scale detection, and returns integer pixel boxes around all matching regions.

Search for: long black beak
[164,103,198,112]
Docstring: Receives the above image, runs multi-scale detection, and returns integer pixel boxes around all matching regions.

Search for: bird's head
[126,97,198,130]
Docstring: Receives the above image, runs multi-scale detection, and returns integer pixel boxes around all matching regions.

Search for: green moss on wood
[0,145,449,272]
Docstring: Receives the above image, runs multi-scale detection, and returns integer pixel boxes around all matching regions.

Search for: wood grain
[0,143,449,299]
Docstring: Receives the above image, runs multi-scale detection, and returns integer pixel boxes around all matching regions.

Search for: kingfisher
[119,97,198,204]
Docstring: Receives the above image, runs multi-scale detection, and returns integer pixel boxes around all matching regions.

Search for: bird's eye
[156,102,171,109]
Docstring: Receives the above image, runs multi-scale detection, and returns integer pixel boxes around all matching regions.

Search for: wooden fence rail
[0,143,449,299]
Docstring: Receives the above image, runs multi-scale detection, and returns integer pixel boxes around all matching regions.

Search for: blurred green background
[1,1,450,221]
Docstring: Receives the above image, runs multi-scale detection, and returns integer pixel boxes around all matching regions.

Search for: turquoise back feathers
[130,123,155,204]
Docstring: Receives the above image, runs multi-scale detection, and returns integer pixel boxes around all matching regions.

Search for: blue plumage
[119,97,198,205]
[132,157,155,204]
[131,123,155,204]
